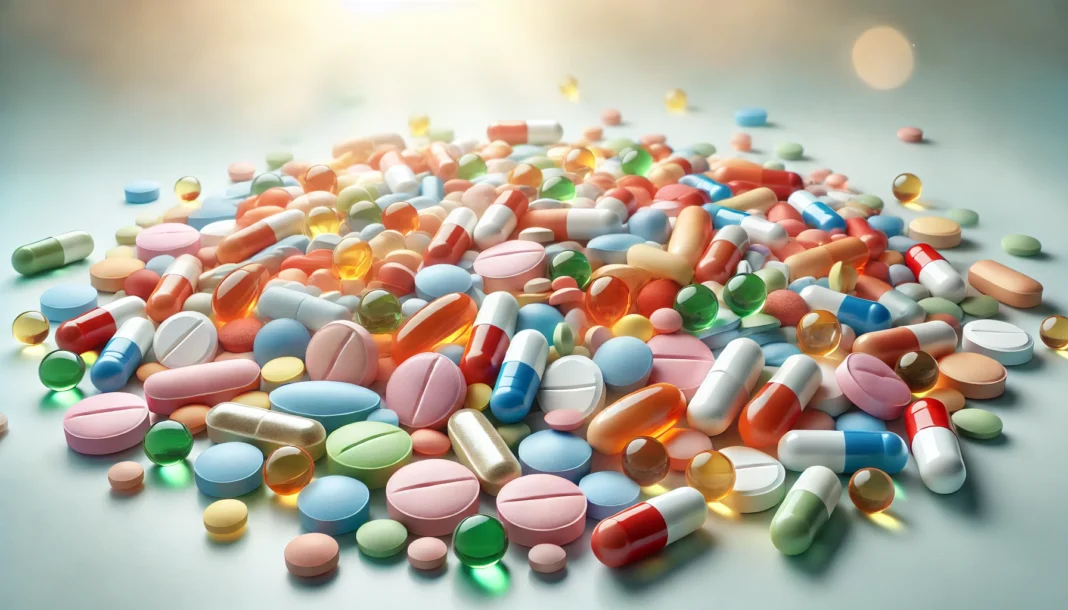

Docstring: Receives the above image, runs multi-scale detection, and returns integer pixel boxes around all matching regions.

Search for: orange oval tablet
[935,352,1006,399]
[136,362,168,382]
[921,388,965,413]
[967,260,1043,309]
[170,404,211,435]
[90,258,147,293]
[285,533,339,577]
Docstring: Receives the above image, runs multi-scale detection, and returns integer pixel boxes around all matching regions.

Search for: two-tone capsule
[850,320,958,365]
[687,338,764,435]
[460,292,519,386]
[473,190,529,250]
[489,329,549,424]
[695,225,749,284]
[854,276,926,327]
[787,191,847,233]
[777,430,909,474]
[770,465,841,555]
[799,285,892,335]
[905,398,966,494]
[702,204,789,250]
[486,120,563,145]
[90,318,154,392]
[783,237,868,280]
[738,354,821,447]
[11,231,94,276]
[905,243,967,303]
[146,254,201,323]
[591,486,708,567]
[55,296,146,353]
[215,208,305,264]
[424,207,477,266]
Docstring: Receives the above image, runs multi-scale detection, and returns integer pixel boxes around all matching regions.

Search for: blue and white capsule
[90,317,154,392]
[786,191,846,233]
[490,329,549,424]
[702,204,789,250]
[799,285,892,335]
[776,429,909,474]
[679,174,732,202]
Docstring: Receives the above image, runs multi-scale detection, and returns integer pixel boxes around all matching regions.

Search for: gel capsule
[695,225,749,284]
[770,465,840,555]
[424,207,477,267]
[777,430,909,474]
[39,349,85,391]
[393,293,478,364]
[143,420,194,465]
[12,231,94,276]
[356,289,402,334]
[489,329,549,424]
[905,398,966,494]
[586,276,631,327]
[621,437,669,486]
[263,445,315,495]
[333,238,373,280]
[146,254,201,322]
[486,120,563,145]
[216,209,305,264]
[895,351,939,393]
[587,383,686,455]
[796,310,842,356]
[848,468,894,514]
[90,318,153,392]
[591,486,707,567]
[460,292,519,386]
[723,273,767,316]
[56,296,146,353]
[1040,315,1068,350]
[453,514,509,568]
[738,354,821,447]
[685,450,736,501]
[674,283,719,332]
[905,244,967,303]
[447,409,521,495]
[12,310,49,345]
[211,263,270,324]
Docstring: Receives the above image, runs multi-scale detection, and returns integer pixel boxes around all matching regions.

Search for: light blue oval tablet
[836,410,888,433]
[735,107,768,127]
[40,284,98,322]
[366,408,400,426]
[587,234,646,266]
[124,180,160,204]
[297,475,370,535]
[887,235,919,253]
[406,195,438,210]
[415,265,473,301]
[434,344,465,366]
[187,195,241,230]
[867,215,904,238]
[888,264,916,286]
[508,145,548,162]
[359,223,385,241]
[516,304,565,347]
[253,319,311,366]
[593,336,653,393]
[401,298,428,318]
[762,342,802,367]
[375,193,410,209]
[193,442,264,498]
[517,430,593,483]
[270,381,381,432]
[579,471,641,521]
[788,276,818,293]
[627,208,671,243]
[146,255,175,276]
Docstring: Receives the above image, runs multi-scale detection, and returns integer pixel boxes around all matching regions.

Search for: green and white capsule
[769,465,841,555]
[11,231,94,276]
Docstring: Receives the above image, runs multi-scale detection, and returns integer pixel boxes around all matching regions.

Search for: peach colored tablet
[63,393,150,455]
[495,474,586,547]
[284,533,339,577]
[473,241,547,293]
[305,320,378,386]
[835,353,912,420]
[936,352,1007,399]
[144,359,261,415]
[967,260,1043,308]
[135,223,202,262]
[408,537,448,570]
[387,353,466,430]
[385,459,480,536]
[107,461,145,491]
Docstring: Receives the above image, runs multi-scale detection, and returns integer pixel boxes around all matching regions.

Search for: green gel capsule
[12,231,94,276]
[453,514,509,568]
[547,250,591,288]
[357,289,402,333]
[770,466,840,556]
[347,200,384,232]
[337,186,375,216]
[143,420,195,466]
[674,284,719,332]
[723,273,768,317]
[619,147,653,176]
[250,173,285,196]
[539,176,575,201]
[39,349,85,391]
[457,154,488,180]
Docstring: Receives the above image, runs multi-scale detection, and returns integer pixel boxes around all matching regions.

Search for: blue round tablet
[587,234,645,266]
[593,336,653,393]
[867,215,904,238]
[788,276,818,293]
[366,408,400,426]
[40,284,98,322]
[146,255,175,276]
[415,265,473,301]
[627,208,671,244]
[517,430,592,483]
[124,180,160,204]
[762,342,802,367]
[735,107,769,127]
[297,475,370,535]
[579,471,640,521]
[516,304,564,347]
[253,318,311,366]
[887,235,919,253]
[193,442,264,498]
[836,410,888,433]
[359,223,385,241]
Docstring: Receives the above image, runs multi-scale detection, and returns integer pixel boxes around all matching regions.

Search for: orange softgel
[392,293,478,364]
[586,276,631,327]
[586,383,686,454]
[303,164,338,194]
[264,445,315,495]
[383,201,419,236]
[212,263,270,323]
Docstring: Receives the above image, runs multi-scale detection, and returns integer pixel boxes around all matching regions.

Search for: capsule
[695,225,749,284]
[591,486,708,568]
[460,292,519,386]
[447,408,521,495]
[489,330,548,424]
[727,180,795,201]
[783,237,868,280]
[678,174,732,202]
[854,276,926,327]
[844,217,887,260]
[145,254,201,322]
[211,262,270,322]
[710,166,804,192]
[393,293,478,364]
[423,207,477,267]
[380,150,419,196]
[205,402,327,460]
[11,231,94,276]
[702,204,789,250]
[515,208,623,242]
[905,398,966,494]
[738,354,821,448]
[687,338,764,435]
[55,296,146,353]
[798,285,892,335]
[257,287,350,331]
[666,206,713,268]
[777,430,909,474]
[473,190,529,250]
[850,320,958,365]
[89,318,154,393]
[769,466,841,556]
[486,120,563,146]
[587,384,686,455]
[215,208,305,264]
[786,191,847,233]
[425,142,458,181]
[714,186,778,213]
[905,243,967,303]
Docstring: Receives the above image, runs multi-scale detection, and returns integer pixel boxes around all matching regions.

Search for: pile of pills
[7,104,1066,580]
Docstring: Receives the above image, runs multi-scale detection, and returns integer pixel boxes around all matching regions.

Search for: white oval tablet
[153,311,218,368]
[518,227,554,244]
[718,446,786,514]
[808,356,850,417]
[962,319,1033,366]
[199,220,237,247]
[537,355,606,418]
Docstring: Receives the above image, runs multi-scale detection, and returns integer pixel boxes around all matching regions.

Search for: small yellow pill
[828,262,859,293]
[465,383,492,411]
[203,499,248,536]
[261,357,305,392]
[612,314,655,342]
[232,391,271,410]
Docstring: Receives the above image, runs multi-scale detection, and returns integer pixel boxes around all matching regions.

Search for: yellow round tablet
[106,245,137,259]
[465,383,491,411]
[115,225,142,246]
[90,258,146,292]
[232,391,271,409]
[908,216,962,249]
[612,314,655,342]
[261,357,305,392]
[203,499,248,536]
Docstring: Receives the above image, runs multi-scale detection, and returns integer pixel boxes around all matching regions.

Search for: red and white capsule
[424,207,478,267]
[845,217,888,260]
[695,225,749,284]
[850,320,958,365]
[459,292,520,385]
[905,244,967,303]
[55,296,147,354]
[145,254,202,323]
[905,398,967,494]
[486,120,563,145]
[591,486,708,568]
[216,208,305,264]
[474,190,529,250]
[854,275,926,327]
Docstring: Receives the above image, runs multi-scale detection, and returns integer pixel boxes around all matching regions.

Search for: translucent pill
[797,310,842,356]
[685,450,736,502]
[848,468,894,514]
[13,310,49,345]
[622,437,670,486]
[174,176,201,202]
[723,273,767,316]
[674,284,719,332]
[559,75,579,101]
[143,420,194,465]
[664,88,687,112]
[895,351,939,392]
[453,514,509,568]
[892,173,922,203]
[39,350,85,391]
[1040,316,1068,350]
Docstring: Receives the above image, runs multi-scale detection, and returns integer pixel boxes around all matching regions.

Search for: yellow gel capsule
[305,206,340,237]
[409,114,430,137]
[563,147,596,174]
[333,237,373,281]
[12,310,49,345]
[174,176,202,203]
[797,310,842,356]
[665,88,687,113]
[559,75,579,101]
[892,173,922,203]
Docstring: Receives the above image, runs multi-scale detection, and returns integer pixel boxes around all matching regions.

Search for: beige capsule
[205,402,326,459]
[447,409,520,496]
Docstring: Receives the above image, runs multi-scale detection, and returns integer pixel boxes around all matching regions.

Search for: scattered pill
[1001,233,1041,257]
[107,461,144,492]
[952,408,1003,440]
[407,537,448,570]
[203,499,248,537]
[529,544,567,573]
[285,533,339,577]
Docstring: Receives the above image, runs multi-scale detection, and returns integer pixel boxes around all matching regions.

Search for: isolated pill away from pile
[11,231,94,276]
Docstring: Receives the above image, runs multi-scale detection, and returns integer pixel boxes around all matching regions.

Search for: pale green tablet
[326,421,412,489]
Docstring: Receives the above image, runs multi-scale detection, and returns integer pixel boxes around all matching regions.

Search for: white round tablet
[199,220,237,247]
[537,355,606,418]
[808,356,850,417]
[962,319,1033,366]
[153,311,218,368]
[718,446,786,514]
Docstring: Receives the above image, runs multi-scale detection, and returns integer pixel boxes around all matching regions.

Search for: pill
[718,446,787,513]
[447,409,521,495]
[411,429,451,456]
[170,404,210,435]
[271,380,380,432]
[297,475,371,535]
[63,393,150,455]
[356,519,408,558]
[496,474,586,546]
[326,421,413,488]
[90,258,147,293]
[908,216,961,249]
[386,459,480,536]
[961,319,1033,366]
[285,533,340,577]
[203,499,248,537]
[206,402,327,459]
[153,311,218,368]
[952,408,1003,440]
[1001,233,1041,257]
[658,428,714,471]
[40,284,99,322]
[408,537,448,570]
[590,486,707,567]
[935,352,1007,399]
[12,231,94,276]
[967,260,1043,308]
[193,442,264,498]
[906,398,967,493]
[107,461,145,491]
[835,353,911,420]
[529,544,567,573]
[517,430,592,482]
[592,336,653,393]
[770,465,840,555]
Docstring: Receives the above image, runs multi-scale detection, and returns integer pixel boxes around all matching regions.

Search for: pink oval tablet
[658,428,714,471]
[549,287,584,306]
[228,162,256,182]
[408,537,448,570]
[144,359,261,415]
[647,334,715,400]
[529,544,567,573]
[411,429,451,456]
[285,533,339,578]
[135,223,202,262]
[385,459,480,536]
[601,109,622,126]
[835,353,912,420]
[473,241,547,293]
[305,320,378,386]
[794,409,836,431]
[650,308,682,334]
[584,325,612,354]
[495,474,586,547]
[387,353,466,430]
[63,392,150,455]
[544,409,585,432]
[897,126,923,143]
[550,276,578,291]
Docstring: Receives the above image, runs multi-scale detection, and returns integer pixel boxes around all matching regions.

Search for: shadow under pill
[934,471,983,519]
[609,528,714,592]
[529,567,567,584]
[409,564,448,580]
[783,509,850,579]
[287,569,339,589]
[454,563,512,599]
[358,551,407,569]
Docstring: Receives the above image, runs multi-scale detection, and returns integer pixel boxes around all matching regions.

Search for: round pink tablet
[544,409,585,432]
[549,287,584,306]
[730,132,752,152]
[63,393,150,455]
[825,174,848,189]
[550,276,578,291]
[473,241,547,293]
[108,461,145,491]
[584,325,613,354]
[529,544,567,573]
[658,428,714,471]
[228,162,256,182]
[601,109,622,126]
[495,474,586,547]
[135,223,201,262]
[411,429,451,456]
[897,126,924,143]
[305,320,377,387]
[650,308,682,334]
[385,459,480,536]
[387,353,465,430]
[647,334,715,400]
[794,409,836,431]
[408,537,448,570]
[285,533,339,578]
[835,353,912,420]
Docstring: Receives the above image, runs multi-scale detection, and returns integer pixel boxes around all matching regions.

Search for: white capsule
[687,338,764,435]
[257,287,351,331]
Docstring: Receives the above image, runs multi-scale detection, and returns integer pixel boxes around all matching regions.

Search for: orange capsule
[392,293,478,364]
[211,263,270,323]
[586,384,686,454]
[586,276,631,327]
[303,164,338,194]
[383,201,420,236]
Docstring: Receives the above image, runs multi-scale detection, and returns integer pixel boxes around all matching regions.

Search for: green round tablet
[1001,234,1041,257]
[553,323,575,356]
[945,208,979,227]
[952,409,1002,440]
[763,160,785,170]
[265,151,293,171]
[853,194,884,211]
[457,153,488,180]
[496,422,531,451]
[918,297,963,321]
[775,142,804,161]
[960,295,999,318]
[325,421,412,489]
[690,142,717,157]
[356,519,409,558]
